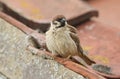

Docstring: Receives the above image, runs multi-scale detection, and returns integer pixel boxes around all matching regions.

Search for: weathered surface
[88,0,120,28]
[0,72,8,79]
[77,20,120,76]
[0,18,85,79]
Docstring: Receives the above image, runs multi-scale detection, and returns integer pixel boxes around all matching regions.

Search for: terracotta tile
[0,0,98,31]
[88,0,120,28]
[77,20,120,76]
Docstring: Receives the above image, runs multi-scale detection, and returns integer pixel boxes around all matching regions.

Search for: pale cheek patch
[54,21,61,27]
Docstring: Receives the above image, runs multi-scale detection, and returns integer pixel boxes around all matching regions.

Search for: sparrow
[46,15,95,66]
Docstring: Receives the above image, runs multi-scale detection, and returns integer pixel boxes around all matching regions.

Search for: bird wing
[67,25,83,53]
[67,25,77,34]
[69,32,83,54]
[69,32,95,65]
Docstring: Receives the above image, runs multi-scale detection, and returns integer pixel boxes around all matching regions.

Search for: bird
[45,15,95,66]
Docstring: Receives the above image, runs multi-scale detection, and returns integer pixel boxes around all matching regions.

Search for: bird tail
[78,52,95,65]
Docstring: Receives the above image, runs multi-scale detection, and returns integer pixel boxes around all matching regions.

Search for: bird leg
[59,55,72,63]
[66,55,72,59]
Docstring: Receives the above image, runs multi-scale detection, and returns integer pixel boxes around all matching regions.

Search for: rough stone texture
[0,72,8,79]
[0,18,85,79]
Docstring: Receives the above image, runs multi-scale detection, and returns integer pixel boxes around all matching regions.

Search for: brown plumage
[46,15,95,66]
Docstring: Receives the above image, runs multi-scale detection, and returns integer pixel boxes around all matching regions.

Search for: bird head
[51,15,67,28]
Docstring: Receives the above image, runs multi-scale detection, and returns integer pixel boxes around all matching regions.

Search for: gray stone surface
[0,18,85,79]
[0,72,9,79]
